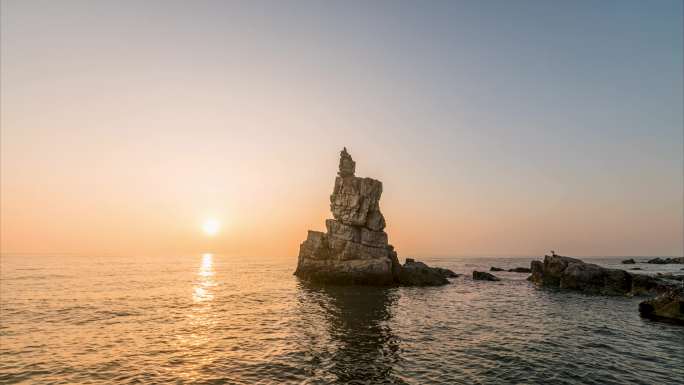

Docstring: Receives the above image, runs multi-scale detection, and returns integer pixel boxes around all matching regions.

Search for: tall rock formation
[295,148,454,286]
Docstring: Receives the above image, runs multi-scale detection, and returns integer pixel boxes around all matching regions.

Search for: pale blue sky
[1,0,682,256]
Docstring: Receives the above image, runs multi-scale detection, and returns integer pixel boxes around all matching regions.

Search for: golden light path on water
[174,253,219,382]
[193,253,216,302]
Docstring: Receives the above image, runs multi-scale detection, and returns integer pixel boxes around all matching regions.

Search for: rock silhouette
[473,271,500,281]
[295,148,451,286]
[646,257,684,264]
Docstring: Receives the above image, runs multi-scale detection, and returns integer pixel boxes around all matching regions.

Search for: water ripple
[1,255,682,384]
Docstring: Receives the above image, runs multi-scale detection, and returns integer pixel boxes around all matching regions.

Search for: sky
[1,0,682,258]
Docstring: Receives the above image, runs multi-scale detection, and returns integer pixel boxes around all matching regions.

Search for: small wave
[1,256,683,384]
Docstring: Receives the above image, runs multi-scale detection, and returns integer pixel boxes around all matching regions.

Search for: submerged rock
[621,258,636,264]
[473,271,500,281]
[639,287,684,323]
[295,148,454,286]
[508,267,532,273]
[529,254,673,296]
[490,267,505,272]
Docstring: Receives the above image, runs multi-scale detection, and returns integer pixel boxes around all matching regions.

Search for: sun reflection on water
[193,253,216,302]
[174,253,220,382]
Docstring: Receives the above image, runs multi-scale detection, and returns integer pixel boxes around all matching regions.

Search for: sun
[202,219,220,236]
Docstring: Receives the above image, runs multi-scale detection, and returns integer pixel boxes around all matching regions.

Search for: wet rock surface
[528,254,675,296]
[295,149,454,286]
[655,273,684,282]
[639,287,684,323]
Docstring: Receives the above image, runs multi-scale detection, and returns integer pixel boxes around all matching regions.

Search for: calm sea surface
[1,255,683,384]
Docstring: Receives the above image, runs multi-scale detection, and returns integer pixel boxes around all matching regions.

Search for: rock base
[294,229,400,285]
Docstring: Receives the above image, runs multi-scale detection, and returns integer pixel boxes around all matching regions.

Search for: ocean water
[1,254,682,384]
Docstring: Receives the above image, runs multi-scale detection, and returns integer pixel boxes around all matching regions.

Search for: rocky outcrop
[434,267,460,278]
[655,273,684,282]
[529,254,674,296]
[473,271,500,281]
[295,148,454,286]
[490,266,530,273]
[629,273,669,296]
[639,287,684,323]
[398,259,449,286]
[621,258,636,264]
[647,257,684,264]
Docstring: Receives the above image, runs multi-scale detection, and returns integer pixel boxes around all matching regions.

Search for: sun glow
[202,219,221,236]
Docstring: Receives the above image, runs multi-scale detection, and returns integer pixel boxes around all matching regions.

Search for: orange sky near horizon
[2,143,681,258]
[1,1,682,258]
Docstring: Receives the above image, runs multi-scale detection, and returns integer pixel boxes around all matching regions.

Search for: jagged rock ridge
[294,148,452,286]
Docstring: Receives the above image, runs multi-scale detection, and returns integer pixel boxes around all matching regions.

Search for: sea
[1,255,683,384]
